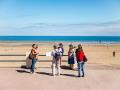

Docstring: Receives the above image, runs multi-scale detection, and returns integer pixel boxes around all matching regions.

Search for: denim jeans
[31,59,36,73]
[77,61,85,77]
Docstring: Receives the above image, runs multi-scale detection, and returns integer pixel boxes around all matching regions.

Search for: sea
[0,36,120,43]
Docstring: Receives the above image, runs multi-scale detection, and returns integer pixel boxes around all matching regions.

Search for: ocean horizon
[0,36,120,43]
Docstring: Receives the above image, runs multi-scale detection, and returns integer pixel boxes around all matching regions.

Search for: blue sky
[0,0,120,36]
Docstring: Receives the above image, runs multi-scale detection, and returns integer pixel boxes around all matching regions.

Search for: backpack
[61,48,64,54]
[84,55,88,62]
[29,53,34,60]
[54,51,61,60]
[29,49,38,60]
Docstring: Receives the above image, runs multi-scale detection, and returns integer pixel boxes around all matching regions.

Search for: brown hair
[69,44,74,49]
[53,45,57,49]
[78,44,83,51]
[59,43,63,47]
[32,44,36,47]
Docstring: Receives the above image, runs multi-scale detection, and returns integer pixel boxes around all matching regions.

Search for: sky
[0,0,120,36]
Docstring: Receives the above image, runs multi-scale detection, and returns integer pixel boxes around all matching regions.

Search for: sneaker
[52,74,55,76]
[81,73,85,77]
[78,75,81,77]
[81,75,84,77]
[30,71,35,74]
[57,73,60,76]
[30,72,33,74]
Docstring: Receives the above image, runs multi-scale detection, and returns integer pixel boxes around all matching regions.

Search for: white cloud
[0,21,120,36]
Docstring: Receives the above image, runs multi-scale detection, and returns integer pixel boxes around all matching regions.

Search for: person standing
[29,44,39,74]
[76,44,85,77]
[51,45,61,76]
[68,44,75,70]
[58,43,64,65]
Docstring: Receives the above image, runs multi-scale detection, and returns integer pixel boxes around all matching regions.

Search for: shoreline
[0,36,120,44]
[0,41,120,46]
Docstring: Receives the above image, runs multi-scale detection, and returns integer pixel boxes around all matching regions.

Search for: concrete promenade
[0,67,120,90]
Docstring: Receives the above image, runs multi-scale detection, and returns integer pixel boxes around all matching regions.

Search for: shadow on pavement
[36,72,51,76]
[16,70,30,73]
[61,74,77,77]
[60,65,71,70]
[21,65,30,69]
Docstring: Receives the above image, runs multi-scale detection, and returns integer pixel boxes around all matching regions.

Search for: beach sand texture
[0,42,120,69]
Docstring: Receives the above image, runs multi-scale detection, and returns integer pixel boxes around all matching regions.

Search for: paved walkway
[0,67,120,90]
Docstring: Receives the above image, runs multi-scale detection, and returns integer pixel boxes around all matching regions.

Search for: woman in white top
[51,45,61,76]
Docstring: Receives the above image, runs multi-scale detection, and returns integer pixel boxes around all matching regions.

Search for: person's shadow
[60,65,77,77]
[36,72,52,76]
[36,72,76,77]
[60,65,72,70]
[16,70,31,74]
[61,74,77,77]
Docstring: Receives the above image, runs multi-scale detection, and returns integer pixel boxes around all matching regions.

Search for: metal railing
[0,54,68,62]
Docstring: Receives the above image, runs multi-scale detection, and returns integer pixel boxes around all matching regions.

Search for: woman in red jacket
[75,44,85,77]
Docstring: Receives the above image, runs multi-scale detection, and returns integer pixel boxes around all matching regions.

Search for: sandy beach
[0,42,120,90]
[0,41,120,69]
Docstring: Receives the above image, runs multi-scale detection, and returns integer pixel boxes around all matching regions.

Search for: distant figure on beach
[75,44,86,77]
[68,44,75,70]
[29,44,39,73]
[113,51,116,57]
[58,43,64,65]
[51,45,61,76]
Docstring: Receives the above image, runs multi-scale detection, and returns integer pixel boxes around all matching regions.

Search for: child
[51,45,61,76]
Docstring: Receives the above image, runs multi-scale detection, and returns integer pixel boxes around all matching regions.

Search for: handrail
[0,54,68,62]
[0,54,68,56]
[0,60,67,62]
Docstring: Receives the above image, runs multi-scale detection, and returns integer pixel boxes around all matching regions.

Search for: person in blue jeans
[77,61,84,77]
[29,44,39,73]
[31,59,37,73]
[76,44,85,77]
